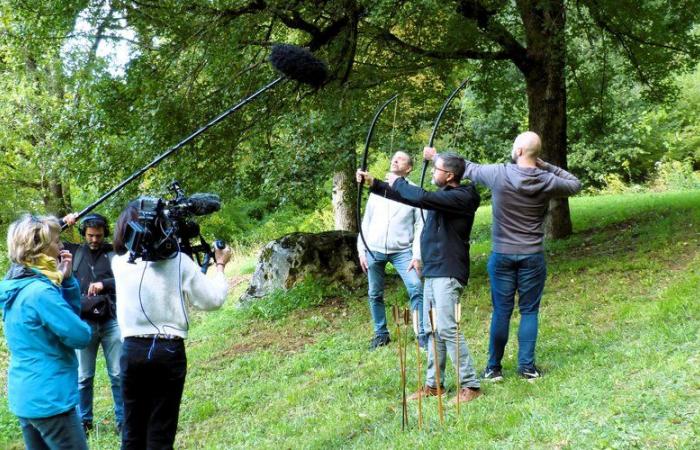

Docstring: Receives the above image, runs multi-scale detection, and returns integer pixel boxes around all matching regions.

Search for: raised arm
[536,159,582,197]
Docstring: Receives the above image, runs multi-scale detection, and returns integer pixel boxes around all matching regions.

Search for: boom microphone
[269,44,328,88]
[186,193,222,216]
[65,44,328,228]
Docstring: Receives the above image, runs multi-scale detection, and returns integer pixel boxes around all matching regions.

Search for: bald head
[511,131,542,164]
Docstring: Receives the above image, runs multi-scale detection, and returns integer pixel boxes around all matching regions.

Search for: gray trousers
[424,277,480,389]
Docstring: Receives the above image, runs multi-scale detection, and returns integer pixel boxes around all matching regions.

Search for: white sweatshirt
[112,252,228,339]
[357,187,423,259]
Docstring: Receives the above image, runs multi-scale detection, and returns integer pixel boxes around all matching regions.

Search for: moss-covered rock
[241,231,363,302]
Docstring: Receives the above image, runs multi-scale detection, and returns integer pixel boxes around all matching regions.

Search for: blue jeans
[121,337,187,450]
[424,278,479,389]
[486,252,547,372]
[19,408,88,450]
[77,318,124,427]
[366,250,425,339]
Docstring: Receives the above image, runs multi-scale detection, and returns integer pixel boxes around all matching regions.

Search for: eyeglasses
[431,166,453,175]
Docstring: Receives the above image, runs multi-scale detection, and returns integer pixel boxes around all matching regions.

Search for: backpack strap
[73,245,87,276]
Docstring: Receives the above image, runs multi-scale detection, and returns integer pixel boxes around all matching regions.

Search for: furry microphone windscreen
[269,44,328,88]
[187,193,221,216]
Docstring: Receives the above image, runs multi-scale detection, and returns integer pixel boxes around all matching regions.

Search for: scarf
[28,254,63,286]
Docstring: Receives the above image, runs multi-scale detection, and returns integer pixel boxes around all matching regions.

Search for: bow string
[419,77,471,223]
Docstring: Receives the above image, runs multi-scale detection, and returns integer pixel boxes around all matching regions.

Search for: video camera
[124,181,224,272]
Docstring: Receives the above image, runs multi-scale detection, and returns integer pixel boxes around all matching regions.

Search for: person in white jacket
[111,204,231,449]
[358,151,426,350]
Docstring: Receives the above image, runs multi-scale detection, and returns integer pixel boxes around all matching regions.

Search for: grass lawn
[0,190,698,449]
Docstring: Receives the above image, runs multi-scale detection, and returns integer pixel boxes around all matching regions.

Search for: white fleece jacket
[112,252,228,339]
[357,187,423,259]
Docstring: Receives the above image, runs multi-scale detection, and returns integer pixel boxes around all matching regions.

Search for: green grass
[1,190,699,449]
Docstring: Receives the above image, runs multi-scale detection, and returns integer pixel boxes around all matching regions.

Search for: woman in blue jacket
[0,214,92,449]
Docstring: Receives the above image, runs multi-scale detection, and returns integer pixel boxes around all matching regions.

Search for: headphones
[79,213,110,237]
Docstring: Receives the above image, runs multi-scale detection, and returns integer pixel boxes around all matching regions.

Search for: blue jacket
[0,264,92,419]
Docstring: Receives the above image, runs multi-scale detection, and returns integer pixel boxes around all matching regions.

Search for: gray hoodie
[464,161,581,254]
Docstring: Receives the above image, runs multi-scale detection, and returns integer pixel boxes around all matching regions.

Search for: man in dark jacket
[357,152,482,405]
[425,131,582,381]
[63,213,123,433]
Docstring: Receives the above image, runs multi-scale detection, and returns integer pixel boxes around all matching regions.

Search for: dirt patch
[220,326,315,358]
[227,274,251,291]
[311,296,352,324]
[216,296,352,358]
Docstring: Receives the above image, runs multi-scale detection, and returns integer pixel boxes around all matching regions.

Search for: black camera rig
[124,181,224,272]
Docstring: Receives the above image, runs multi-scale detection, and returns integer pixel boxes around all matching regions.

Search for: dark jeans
[486,252,547,372]
[120,337,187,450]
[18,408,88,450]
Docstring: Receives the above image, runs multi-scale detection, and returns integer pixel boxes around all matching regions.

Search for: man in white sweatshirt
[358,151,425,350]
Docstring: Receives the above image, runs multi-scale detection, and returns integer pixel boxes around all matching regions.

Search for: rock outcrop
[240,230,363,302]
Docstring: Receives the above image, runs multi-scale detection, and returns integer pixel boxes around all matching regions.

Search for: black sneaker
[369,334,391,350]
[481,368,504,382]
[518,366,542,381]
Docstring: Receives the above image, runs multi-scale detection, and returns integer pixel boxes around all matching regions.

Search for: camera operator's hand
[57,250,73,281]
[214,246,232,272]
[62,213,79,227]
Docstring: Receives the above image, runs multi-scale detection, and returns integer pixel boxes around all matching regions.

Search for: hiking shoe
[518,366,542,381]
[450,387,482,404]
[407,385,444,400]
[369,334,391,350]
[481,368,504,382]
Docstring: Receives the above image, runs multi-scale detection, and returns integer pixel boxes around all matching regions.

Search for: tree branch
[456,0,528,65]
[583,0,697,55]
[378,29,511,61]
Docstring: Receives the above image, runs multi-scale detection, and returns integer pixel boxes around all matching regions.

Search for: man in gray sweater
[425,131,581,381]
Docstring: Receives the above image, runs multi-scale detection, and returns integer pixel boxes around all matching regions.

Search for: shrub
[650,160,700,192]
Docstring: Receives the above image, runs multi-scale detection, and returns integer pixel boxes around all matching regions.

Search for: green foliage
[241,278,348,321]
[218,197,334,247]
[650,160,700,191]
[1,0,699,228]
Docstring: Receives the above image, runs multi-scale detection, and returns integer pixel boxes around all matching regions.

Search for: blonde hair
[7,214,61,265]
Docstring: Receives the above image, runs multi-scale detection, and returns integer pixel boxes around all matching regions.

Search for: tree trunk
[42,180,70,217]
[520,0,573,238]
[324,82,359,232]
[332,167,358,231]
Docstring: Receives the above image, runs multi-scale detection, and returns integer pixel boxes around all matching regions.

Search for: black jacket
[370,178,480,285]
[63,242,116,319]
